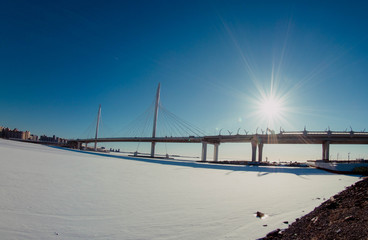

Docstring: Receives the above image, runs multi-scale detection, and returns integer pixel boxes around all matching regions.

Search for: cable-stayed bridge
[68,84,368,162]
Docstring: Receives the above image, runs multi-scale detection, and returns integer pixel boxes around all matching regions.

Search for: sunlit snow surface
[0,139,360,240]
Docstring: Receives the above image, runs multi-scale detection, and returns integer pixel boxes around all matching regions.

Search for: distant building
[30,134,39,141]
[24,130,31,140]
[39,135,54,142]
[0,126,66,144]
[39,135,67,144]
[1,128,31,140]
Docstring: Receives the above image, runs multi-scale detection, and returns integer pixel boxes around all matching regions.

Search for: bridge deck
[69,131,368,145]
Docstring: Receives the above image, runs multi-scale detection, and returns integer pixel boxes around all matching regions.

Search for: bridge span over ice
[68,84,368,162]
[69,130,368,162]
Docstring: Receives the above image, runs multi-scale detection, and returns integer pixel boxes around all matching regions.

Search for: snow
[0,139,360,240]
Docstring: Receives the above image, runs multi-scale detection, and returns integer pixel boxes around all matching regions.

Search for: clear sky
[2,0,368,161]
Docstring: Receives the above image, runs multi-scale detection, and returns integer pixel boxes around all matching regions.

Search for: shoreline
[261,176,368,239]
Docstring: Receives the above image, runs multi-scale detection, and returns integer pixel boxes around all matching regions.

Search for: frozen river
[0,139,360,239]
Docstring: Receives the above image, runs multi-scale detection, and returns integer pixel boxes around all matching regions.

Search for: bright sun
[260,97,281,119]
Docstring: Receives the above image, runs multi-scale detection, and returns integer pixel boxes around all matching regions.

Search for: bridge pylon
[94,104,101,151]
[150,83,161,158]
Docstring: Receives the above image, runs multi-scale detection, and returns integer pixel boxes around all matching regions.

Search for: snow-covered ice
[0,139,360,239]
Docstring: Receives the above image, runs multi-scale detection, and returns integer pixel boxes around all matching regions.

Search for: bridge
[68,130,368,162]
[68,84,368,162]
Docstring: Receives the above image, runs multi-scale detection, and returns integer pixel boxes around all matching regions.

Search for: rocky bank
[261,177,368,240]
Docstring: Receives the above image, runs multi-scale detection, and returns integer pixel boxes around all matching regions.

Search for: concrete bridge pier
[251,140,257,162]
[77,142,81,149]
[322,141,330,161]
[258,143,264,162]
[151,142,156,158]
[201,142,208,161]
[213,143,220,162]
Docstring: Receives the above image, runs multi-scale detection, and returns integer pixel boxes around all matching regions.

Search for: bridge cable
[158,106,182,137]
[77,115,98,139]
[135,100,155,152]
[159,104,206,136]
[161,104,206,136]
[160,108,186,137]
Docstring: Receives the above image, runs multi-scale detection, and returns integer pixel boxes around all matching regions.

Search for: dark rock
[344,215,355,221]
[266,228,281,238]
[259,178,368,239]
[256,211,265,218]
[326,201,338,209]
[283,221,289,224]
[311,216,318,223]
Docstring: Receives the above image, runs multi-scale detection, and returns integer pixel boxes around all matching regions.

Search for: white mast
[151,83,161,157]
[94,104,101,151]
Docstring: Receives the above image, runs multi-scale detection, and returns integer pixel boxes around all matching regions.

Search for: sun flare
[260,97,281,119]
[252,93,289,131]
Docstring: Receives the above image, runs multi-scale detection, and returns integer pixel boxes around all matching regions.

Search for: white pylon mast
[94,104,101,151]
[151,83,161,157]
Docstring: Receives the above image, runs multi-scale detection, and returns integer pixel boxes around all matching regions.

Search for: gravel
[261,177,368,240]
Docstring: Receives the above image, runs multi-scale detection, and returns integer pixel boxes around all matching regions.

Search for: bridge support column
[251,140,257,162]
[322,141,330,161]
[201,142,208,162]
[213,143,219,162]
[85,142,88,149]
[258,143,264,162]
[151,142,156,158]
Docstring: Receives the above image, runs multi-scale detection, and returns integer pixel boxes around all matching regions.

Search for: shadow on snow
[51,146,355,177]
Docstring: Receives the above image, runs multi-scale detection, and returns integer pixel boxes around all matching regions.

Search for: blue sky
[2,0,368,161]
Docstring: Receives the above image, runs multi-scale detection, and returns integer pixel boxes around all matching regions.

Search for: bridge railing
[280,131,368,136]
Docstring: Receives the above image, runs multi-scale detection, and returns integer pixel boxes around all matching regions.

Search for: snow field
[0,139,360,239]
